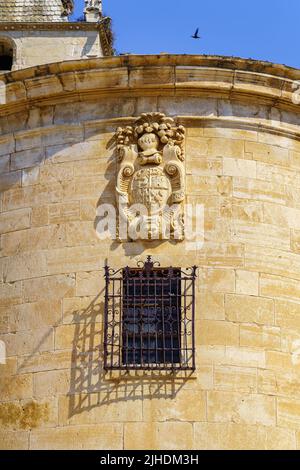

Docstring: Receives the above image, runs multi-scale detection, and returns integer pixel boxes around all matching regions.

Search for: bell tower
[0,0,112,71]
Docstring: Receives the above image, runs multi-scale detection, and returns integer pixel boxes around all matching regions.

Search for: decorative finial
[84,0,102,22]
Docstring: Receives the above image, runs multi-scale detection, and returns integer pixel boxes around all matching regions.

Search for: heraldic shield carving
[115,113,186,241]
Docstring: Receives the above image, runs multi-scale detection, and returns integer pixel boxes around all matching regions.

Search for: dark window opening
[0,55,12,71]
[104,256,197,371]
[122,267,181,365]
[0,39,14,71]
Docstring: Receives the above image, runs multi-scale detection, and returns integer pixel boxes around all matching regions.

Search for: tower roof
[0,0,73,22]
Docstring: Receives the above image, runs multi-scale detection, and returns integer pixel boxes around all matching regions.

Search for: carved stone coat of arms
[115,113,186,241]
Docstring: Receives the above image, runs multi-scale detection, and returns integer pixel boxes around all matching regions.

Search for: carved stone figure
[115,113,186,241]
[61,1,74,16]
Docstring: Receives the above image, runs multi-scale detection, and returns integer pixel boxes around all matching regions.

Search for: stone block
[256,161,300,187]
[194,422,296,450]
[0,171,21,193]
[208,138,245,159]
[186,157,222,176]
[278,398,300,430]
[2,251,48,282]
[1,225,67,257]
[0,358,17,376]
[236,270,259,296]
[75,271,103,297]
[31,206,49,227]
[225,294,274,325]
[58,394,143,426]
[0,208,31,235]
[17,350,72,374]
[240,324,281,350]
[39,163,74,185]
[45,140,110,164]
[129,66,174,88]
[0,135,14,156]
[143,389,206,422]
[62,296,99,324]
[0,431,29,450]
[11,148,44,170]
[0,300,61,333]
[203,127,257,142]
[197,242,244,267]
[48,202,80,224]
[258,369,300,400]
[245,245,300,281]
[197,320,239,347]
[245,141,289,166]
[46,247,103,276]
[0,282,23,307]
[232,220,290,251]
[275,300,300,329]
[198,291,225,320]
[34,370,70,399]
[223,157,256,178]
[207,391,275,426]
[260,273,300,302]
[187,175,233,196]
[0,374,33,402]
[55,323,102,351]
[214,365,257,392]
[221,199,264,223]
[124,422,193,450]
[54,324,79,351]
[196,346,265,368]
[30,424,123,450]
[23,274,75,303]
[22,167,40,187]
[233,177,288,204]
[0,328,54,357]
[0,155,10,174]
[199,269,235,293]
[265,351,297,372]
[186,137,210,157]
[264,203,300,230]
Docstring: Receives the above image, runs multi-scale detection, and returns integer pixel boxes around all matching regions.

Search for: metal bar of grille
[104,256,197,371]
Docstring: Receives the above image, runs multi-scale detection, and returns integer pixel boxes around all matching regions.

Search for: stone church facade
[1,0,300,450]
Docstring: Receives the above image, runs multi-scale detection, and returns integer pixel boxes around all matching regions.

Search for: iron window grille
[104,256,197,371]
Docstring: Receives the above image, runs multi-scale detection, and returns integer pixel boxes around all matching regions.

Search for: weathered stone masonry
[1,54,300,449]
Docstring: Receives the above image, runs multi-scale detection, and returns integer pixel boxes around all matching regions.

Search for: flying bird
[191,28,201,39]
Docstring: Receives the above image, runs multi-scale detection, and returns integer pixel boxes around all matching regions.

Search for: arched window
[0,38,14,71]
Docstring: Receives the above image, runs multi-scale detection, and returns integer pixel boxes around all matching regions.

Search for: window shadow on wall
[68,293,194,418]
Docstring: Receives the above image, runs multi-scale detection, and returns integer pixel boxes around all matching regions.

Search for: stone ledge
[104,369,197,381]
[0,55,300,118]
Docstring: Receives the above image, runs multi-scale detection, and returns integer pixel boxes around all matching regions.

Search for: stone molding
[0,54,299,109]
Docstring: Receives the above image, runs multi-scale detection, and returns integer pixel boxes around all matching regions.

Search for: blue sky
[72,0,300,69]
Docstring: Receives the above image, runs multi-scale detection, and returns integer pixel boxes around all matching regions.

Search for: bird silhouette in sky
[191,28,201,39]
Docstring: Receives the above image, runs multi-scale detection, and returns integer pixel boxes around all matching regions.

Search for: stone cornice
[1,54,300,141]
[2,54,300,83]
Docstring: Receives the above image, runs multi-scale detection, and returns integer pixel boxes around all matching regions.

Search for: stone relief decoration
[115,113,186,241]
[61,0,74,16]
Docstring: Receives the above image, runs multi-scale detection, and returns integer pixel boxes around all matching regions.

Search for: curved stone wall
[1,55,300,449]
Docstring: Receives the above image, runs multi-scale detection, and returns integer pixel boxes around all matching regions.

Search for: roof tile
[0,0,68,22]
